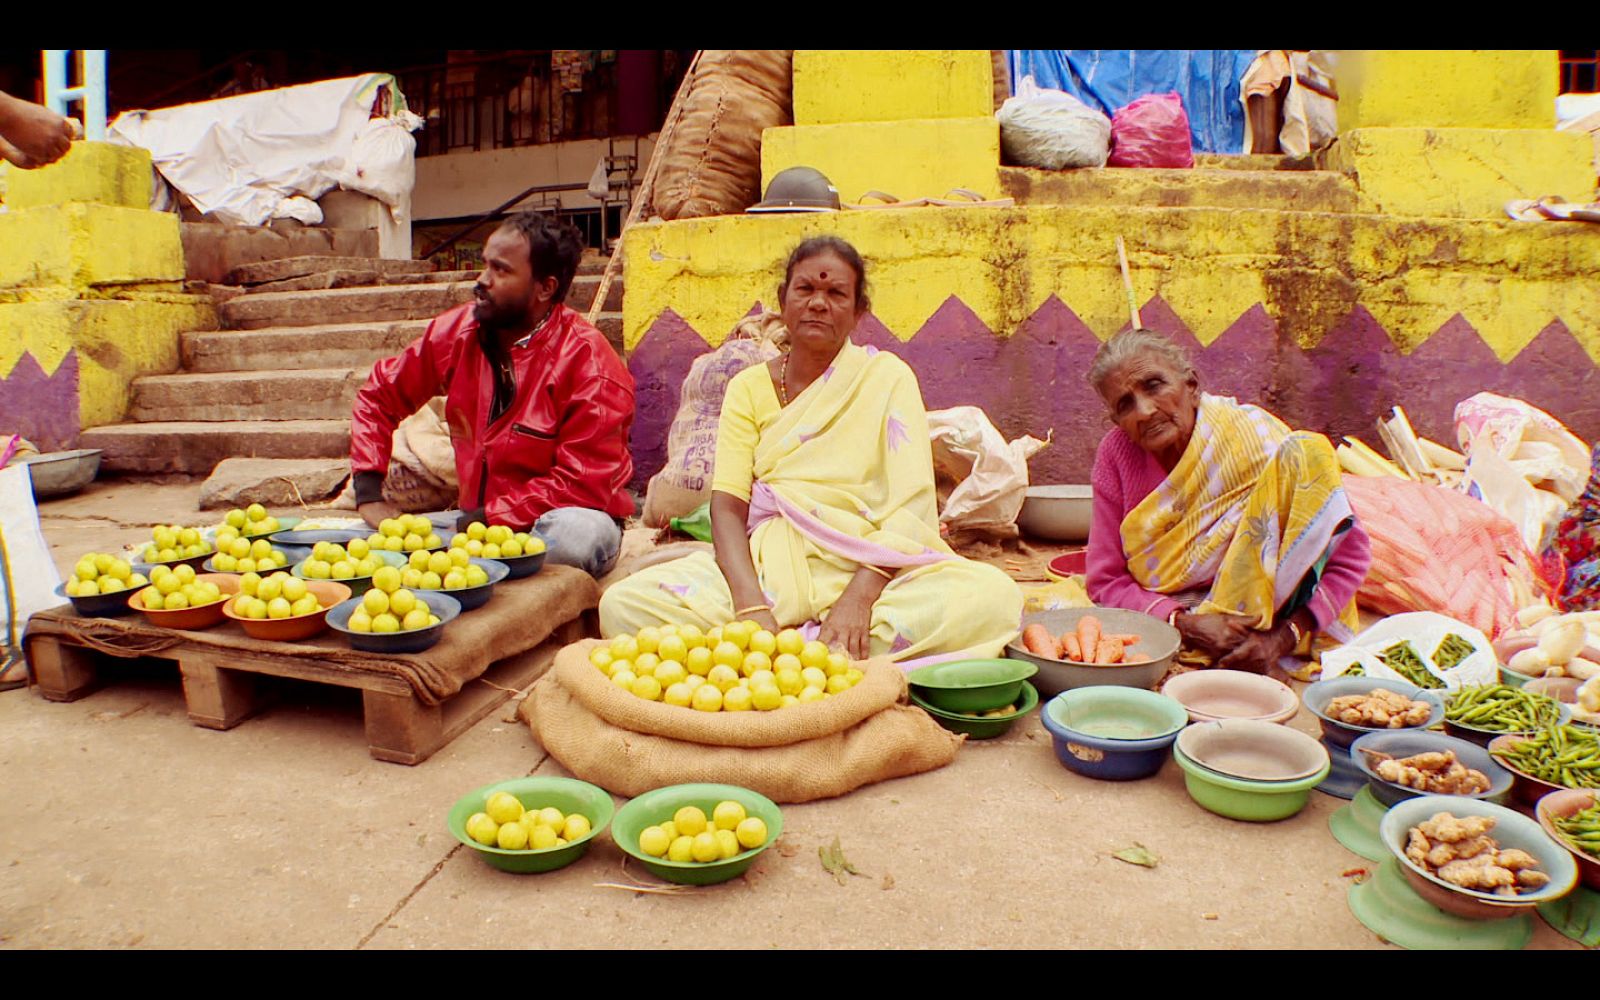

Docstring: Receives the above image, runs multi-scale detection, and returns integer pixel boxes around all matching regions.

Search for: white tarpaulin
[107,73,421,227]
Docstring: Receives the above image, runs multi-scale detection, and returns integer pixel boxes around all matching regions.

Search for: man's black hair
[498,211,585,304]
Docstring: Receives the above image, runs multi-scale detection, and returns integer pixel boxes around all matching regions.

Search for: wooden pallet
[28,610,596,765]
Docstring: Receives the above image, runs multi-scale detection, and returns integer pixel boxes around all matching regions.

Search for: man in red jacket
[349,212,635,577]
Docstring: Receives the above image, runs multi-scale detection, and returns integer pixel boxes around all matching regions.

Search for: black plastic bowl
[53,562,157,618]
[417,557,509,612]
[495,535,549,580]
[326,590,462,654]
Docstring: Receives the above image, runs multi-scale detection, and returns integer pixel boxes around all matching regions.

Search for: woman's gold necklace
[778,352,790,406]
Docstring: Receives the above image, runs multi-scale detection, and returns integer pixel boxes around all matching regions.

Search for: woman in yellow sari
[600,237,1021,665]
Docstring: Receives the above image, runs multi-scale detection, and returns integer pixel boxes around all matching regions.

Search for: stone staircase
[82,252,622,479]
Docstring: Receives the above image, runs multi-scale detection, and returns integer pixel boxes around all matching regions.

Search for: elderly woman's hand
[819,589,875,661]
[1176,612,1256,658]
[1216,626,1297,676]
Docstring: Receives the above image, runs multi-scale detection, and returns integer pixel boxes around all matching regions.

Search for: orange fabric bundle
[1343,477,1556,639]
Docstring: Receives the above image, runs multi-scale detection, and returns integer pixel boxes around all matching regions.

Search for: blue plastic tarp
[1005,50,1258,155]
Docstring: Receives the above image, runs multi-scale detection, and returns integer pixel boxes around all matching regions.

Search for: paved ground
[0,480,1585,949]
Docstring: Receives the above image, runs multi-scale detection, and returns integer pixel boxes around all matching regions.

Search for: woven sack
[654,51,794,220]
[522,639,962,803]
[640,311,785,527]
[990,50,1011,110]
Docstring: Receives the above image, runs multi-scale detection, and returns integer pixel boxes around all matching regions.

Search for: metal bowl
[1303,676,1447,749]
[1350,730,1515,807]
[14,449,101,498]
[1016,485,1093,542]
[1005,607,1179,697]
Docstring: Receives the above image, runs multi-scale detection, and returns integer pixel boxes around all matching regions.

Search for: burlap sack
[523,639,963,802]
[641,311,785,527]
[654,51,794,220]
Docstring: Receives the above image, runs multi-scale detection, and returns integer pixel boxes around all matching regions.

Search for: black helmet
[747,166,841,213]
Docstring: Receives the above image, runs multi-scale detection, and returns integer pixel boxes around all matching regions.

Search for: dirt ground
[0,479,1585,950]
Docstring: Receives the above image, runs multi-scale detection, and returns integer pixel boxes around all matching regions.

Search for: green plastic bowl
[1173,742,1330,822]
[906,658,1038,713]
[447,776,615,874]
[612,783,783,886]
[910,681,1040,739]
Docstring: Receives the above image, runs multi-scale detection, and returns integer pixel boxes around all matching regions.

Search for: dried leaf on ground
[1112,844,1159,868]
[777,840,799,858]
[819,837,866,886]
[881,873,895,891]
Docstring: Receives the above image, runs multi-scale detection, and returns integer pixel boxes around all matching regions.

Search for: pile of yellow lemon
[363,514,445,554]
[230,571,324,620]
[210,527,291,573]
[140,524,213,564]
[220,503,281,537]
[63,553,148,597]
[136,564,224,611]
[300,540,386,581]
[400,547,490,591]
[450,522,545,560]
[637,801,768,863]
[592,621,863,712]
[347,567,441,633]
[466,791,591,851]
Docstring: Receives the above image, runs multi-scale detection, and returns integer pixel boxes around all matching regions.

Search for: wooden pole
[586,50,703,331]
[1116,235,1141,330]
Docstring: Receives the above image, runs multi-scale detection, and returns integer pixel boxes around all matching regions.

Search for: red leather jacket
[350,302,635,528]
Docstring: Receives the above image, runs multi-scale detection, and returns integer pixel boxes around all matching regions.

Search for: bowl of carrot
[1007,608,1181,698]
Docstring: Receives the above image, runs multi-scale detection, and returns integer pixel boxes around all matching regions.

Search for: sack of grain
[654,51,794,220]
[641,311,785,527]
[523,639,962,803]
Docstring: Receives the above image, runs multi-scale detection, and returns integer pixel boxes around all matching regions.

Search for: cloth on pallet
[24,565,598,705]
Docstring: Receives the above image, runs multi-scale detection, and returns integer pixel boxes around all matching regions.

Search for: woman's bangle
[1167,608,1183,628]
[1284,620,1304,647]
[734,604,771,618]
[862,564,893,581]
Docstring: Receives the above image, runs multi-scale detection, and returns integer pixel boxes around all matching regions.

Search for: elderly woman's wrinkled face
[780,251,861,357]
[1098,352,1200,460]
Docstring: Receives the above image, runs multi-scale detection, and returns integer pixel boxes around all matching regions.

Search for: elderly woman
[1085,328,1372,674]
[600,236,1021,665]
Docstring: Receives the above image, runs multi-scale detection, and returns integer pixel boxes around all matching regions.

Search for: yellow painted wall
[0,202,185,288]
[1,141,153,210]
[792,50,993,126]
[1334,50,1558,131]
[761,118,1001,206]
[622,204,1600,364]
[1327,127,1597,219]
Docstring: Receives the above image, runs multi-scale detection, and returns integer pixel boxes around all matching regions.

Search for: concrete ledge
[2,141,153,210]
[793,50,993,125]
[180,222,379,284]
[761,118,1000,206]
[999,166,1360,213]
[1327,127,1598,219]
[0,203,184,289]
[83,419,352,475]
[1334,50,1558,131]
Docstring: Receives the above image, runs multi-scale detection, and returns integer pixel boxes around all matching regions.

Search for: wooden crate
[27,610,596,765]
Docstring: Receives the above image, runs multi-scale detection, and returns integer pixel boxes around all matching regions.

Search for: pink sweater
[1085,428,1371,631]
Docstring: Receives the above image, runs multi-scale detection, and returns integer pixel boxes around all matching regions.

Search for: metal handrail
[421,181,593,261]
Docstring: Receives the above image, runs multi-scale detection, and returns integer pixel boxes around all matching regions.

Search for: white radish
[1539,619,1587,663]
[1516,604,1557,628]
[1509,647,1552,676]
[1567,657,1600,682]
[1548,664,1568,678]
[1581,677,1600,713]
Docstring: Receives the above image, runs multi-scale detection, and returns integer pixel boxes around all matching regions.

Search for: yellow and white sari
[600,340,1021,666]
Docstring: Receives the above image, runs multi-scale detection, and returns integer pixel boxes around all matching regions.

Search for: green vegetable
[1553,800,1600,858]
[1445,685,1563,732]
[1432,633,1477,671]
[1380,641,1443,689]
[1491,725,1600,790]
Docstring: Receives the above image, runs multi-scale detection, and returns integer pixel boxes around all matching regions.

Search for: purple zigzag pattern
[625,299,1600,489]
[0,350,80,452]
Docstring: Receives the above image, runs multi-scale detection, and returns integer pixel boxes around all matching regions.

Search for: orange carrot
[1022,624,1059,659]
[1077,615,1102,662]
[1103,634,1141,645]
[1061,633,1083,661]
[1095,638,1124,664]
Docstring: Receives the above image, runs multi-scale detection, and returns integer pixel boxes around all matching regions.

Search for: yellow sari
[600,341,1021,666]
[1120,394,1361,642]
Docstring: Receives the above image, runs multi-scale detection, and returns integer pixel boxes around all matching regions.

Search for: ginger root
[1419,812,1495,844]
[1406,815,1548,898]
[1328,688,1432,728]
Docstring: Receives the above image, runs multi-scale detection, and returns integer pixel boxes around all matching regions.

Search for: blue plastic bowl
[1350,730,1515,807]
[1039,687,1188,781]
[497,536,549,580]
[326,590,462,653]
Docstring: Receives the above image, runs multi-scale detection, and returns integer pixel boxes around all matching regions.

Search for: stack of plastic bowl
[1162,670,1300,725]
[906,659,1039,739]
[1038,687,1188,780]
[1173,719,1331,821]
